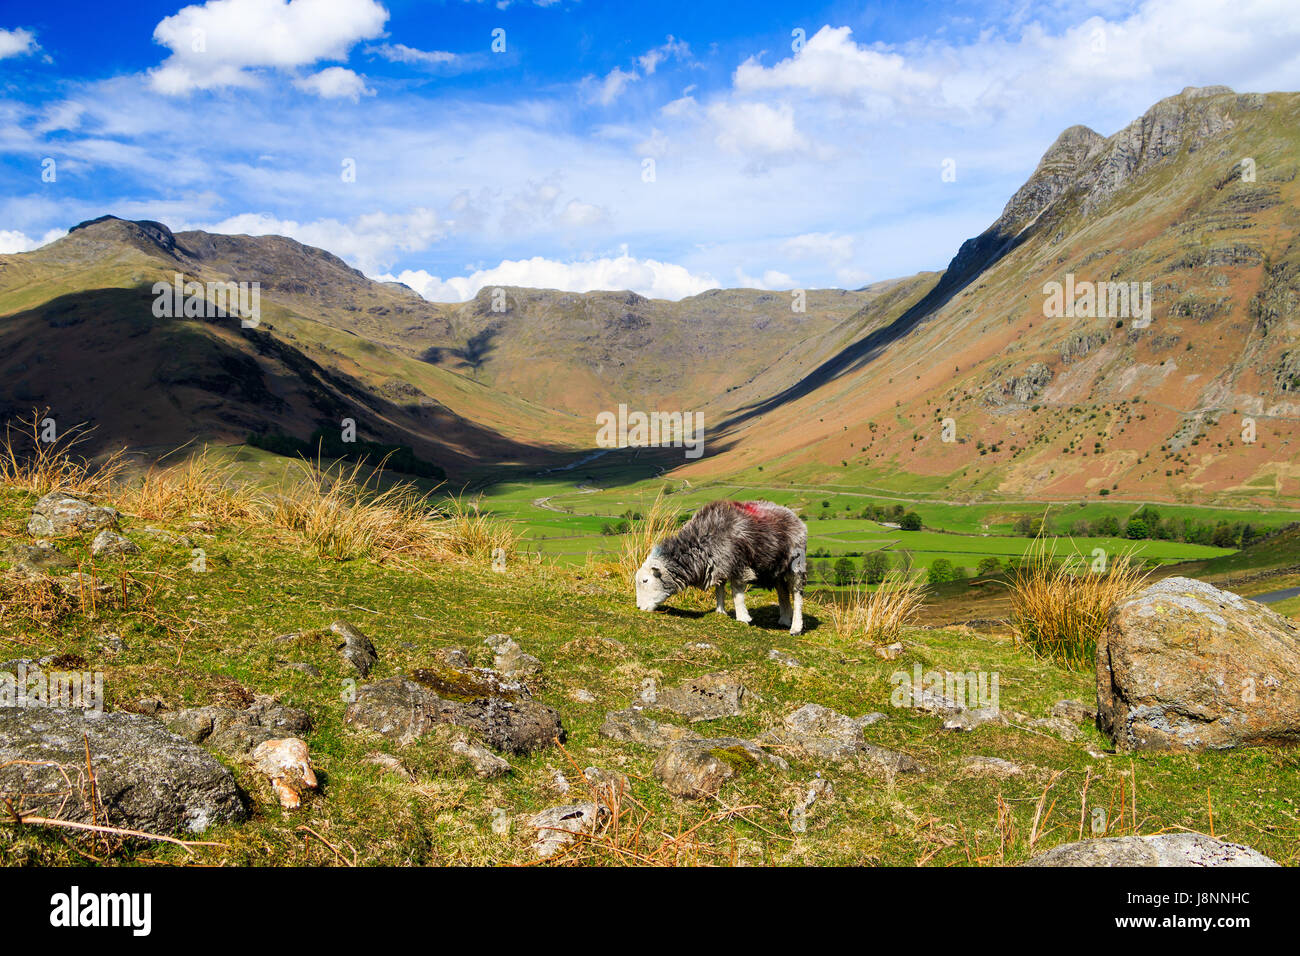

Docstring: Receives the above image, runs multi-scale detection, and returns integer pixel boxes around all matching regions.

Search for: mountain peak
[65,215,183,258]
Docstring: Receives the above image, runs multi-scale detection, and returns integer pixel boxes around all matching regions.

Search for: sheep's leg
[733,584,752,624]
[714,583,728,614]
[776,582,793,628]
[790,589,804,635]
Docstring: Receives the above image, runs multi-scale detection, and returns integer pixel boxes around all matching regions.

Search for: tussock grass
[432,496,520,563]
[823,571,927,646]
[1009,537,1153,669]
[618,489,680,580]
[0,410,125,499]
[268,458,444,561]
[117,447,265,523]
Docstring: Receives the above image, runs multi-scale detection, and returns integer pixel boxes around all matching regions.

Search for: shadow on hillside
[659,602,820,633]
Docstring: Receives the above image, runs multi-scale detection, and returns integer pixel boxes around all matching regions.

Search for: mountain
[2,86,1298,505]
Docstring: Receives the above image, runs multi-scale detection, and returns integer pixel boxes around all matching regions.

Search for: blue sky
[3,0,1300,300]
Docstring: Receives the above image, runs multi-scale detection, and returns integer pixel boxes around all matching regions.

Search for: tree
[1212,523,1239,548]
[863,552,891,584]
[833,557,857,586]
[927,559,955,586]
[976,556,1003,576]
[1124,518,1150,539]
[900,511,922,531]
[1014,514,1043,537]
[1096,515,1121,537]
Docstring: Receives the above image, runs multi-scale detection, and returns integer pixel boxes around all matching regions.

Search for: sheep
[634,500,808,634]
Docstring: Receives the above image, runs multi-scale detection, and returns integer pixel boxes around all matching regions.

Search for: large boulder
[1025,833,1278,867]
[27,493,118,537]
[652,672,747,722]
[0,708,246,834]
[1097,577,1300,750]
[345,675,564,755]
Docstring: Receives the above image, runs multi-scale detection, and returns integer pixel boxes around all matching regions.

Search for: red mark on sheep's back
[736,501,767,520]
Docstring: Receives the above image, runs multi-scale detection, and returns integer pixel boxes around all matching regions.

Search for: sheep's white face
[635,555,671,611]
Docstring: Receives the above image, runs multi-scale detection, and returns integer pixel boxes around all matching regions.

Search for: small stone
[873,642,905,660]
[251,738,317,810]
[653,737,788,799]
[942,706,1008,732]
[1025,833,1279,867]
[331,620,378,677]
[90,529,139,558]
[1051,699,1097,723]
[364,752,414,781]
[599,708,700,749]
[530,802,606,858]
[583,765,630,795]
[284,662,322,677]
[571,689,597,704]
[452,739,512,778]
[3,541,75,576]
[961,755,1023,777]
[767,649,801,667]
[1028,716,1082,741]
[491,807,511,836]
[637,678,658,705]
[484,634,543,678]
[654,672,747,721]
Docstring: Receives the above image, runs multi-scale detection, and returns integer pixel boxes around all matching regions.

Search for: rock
[89,530,139,558]
[943,706,1008,732]
[484,634,543,678]
[637,678,658,705]
[783,703,884,741]
[363,752,414,781]
[1025,833,1278,867]
[26,493,118,537]
[3,541,75,576]
[767,649,801,667]
[1051,699,1097,723]
[0,708,245,834]
[571,689,597,704]
[453,739,512,778]
[654,672,747,721]
[251,738,317,809]
[583,765,630,794]
[97,633,125,655]
[874,642,905,660]
[331,620,378,677]
[961,756,1023,777]
[791,778,833,832]
[599,708,700,749]
[167,694,312,757]
[529,802,606,858]
[283,662,321,677]
[138,527,194,548]
[1027,715,1082,741]
[1096,577,1300,750]
[345,676,564,755]
[653,737,788,799]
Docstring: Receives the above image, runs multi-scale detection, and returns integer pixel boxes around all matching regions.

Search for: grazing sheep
[634,500,808,634]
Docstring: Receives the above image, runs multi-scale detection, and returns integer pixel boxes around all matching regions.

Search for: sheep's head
[634,549,673,611]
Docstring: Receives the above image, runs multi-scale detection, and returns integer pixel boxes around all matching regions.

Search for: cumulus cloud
[0,27,37,59]
[708,100,806,156]
[381,251,719,302]
[733,267,797,290]
[0,228,67,254]
[148,0,388,94]
[197,208,443,273]
[293,66,373,100]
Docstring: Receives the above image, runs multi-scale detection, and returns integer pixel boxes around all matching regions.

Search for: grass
[2,447,1298,867]
[1008,539,1153,670]
[823,572,927,647]
[0,410,126,499]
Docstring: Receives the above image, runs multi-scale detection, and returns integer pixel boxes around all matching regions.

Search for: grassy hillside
[2,470,1297,866]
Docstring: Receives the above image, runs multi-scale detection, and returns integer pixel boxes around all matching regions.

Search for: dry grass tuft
[617,489,680,580]
[1008,537,1153,670]
[117,447,265,523]
[0,410,125,499]
[432,496,520,564]
[824,571,927,646]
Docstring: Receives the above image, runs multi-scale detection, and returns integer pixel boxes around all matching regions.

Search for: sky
[2,0,1300,301]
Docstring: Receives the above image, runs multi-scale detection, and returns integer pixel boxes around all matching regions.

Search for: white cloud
[733,267,797,290]
[294,66,373,100]
[588,66,638,105]
[382,252,719,302]
[735,26,938,106]
[557,199,608,228]
[367,43,457,67]
[0,228,67,254]
[149,0,388,94]
[638,36,690,75]
[708,100,805,156]
[0,27,37,59]
[197,208,443,273]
